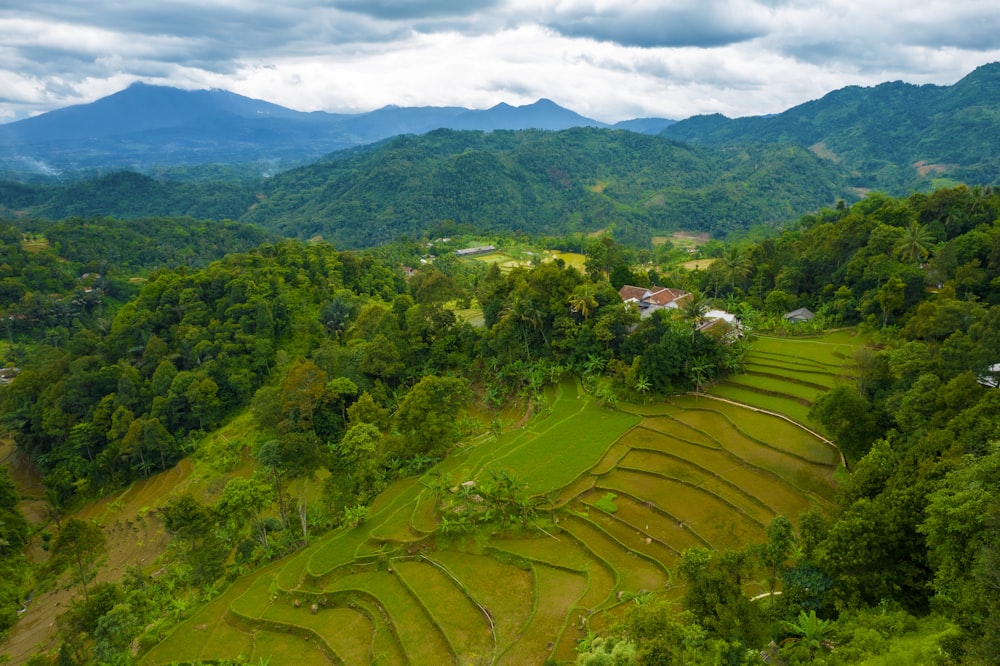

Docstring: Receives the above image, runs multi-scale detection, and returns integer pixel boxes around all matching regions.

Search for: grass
[427,551,535,649]
[327,570,453,664]
[560,514,669,595]
[497,565,587,665]
[618,449,776,525]
[395,559,494,661]
[598,469,764,549]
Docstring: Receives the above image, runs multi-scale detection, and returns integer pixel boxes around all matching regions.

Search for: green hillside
[664,62,1000,192]
[244,127,850,247]
[142,377,837,665]
[1,127,852,248]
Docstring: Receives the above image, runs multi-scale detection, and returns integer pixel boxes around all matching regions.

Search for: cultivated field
[710,330,863,429]
[145,333,845,665]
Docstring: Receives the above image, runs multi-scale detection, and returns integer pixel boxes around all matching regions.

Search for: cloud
[1,0,1000,123]
[333,0,501,21]
[541,1,769,48]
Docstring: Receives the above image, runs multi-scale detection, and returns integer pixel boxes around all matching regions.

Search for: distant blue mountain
[0,84,667,179]
[612,118,676,133]
[449,99,608,131]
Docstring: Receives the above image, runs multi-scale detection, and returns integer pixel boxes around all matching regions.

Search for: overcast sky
[2,1,999,124]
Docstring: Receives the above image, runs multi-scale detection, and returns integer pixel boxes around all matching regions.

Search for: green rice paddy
[145,333,854,665]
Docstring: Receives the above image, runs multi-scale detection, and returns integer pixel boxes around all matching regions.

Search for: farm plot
[711,331,866,428]
[148,343,842,666]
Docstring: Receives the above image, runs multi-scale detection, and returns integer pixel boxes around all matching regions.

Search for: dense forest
[1,127,852,248]
[663,62,1000,192]
[242,128,849,247]
[0,183,999,664]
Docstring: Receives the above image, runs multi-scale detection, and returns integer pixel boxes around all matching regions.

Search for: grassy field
[144,340,844,665]
[709,330,865,430]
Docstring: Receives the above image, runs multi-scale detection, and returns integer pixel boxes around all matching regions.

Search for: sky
[2,1,999,124]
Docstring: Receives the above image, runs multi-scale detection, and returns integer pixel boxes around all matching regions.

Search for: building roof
[783,307,815,321]
[618,285,689,307]
[618,285,652,303]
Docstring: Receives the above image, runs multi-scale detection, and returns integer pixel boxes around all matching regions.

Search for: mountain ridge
[0,84,666,179]
[662,61,1000,189]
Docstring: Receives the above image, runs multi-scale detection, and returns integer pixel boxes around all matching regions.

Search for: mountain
[448,99,607,131]
[662,62,1000,191]
[241,127,850,248]
[0,84,625,180]
[612,117,676,134]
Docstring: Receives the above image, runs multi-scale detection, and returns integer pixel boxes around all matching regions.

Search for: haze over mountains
[2,63,999,193]
[0,83,673,179]
[0,62,998,249]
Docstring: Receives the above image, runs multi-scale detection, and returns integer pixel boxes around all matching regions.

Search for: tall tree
[52,518,106,600]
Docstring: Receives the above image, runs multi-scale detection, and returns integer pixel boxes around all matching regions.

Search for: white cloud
[1,1,999,123]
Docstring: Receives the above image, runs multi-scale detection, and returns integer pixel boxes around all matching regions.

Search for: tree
[335,423,382,492]
[160,492,226,584]
[394,375,470,457]
[216,476,275,550]
[877,275,906,327]
[52,518,106,600]
[809,385,881,463]
[677,547,769,647]
[895,220,934,265]
[782,610,835,661]
[719,245,752,291]
[920,445,1000,660]
[568,282,599,320]
[680,291,710,338]
[758,515,795,599]
[279,431,323,543]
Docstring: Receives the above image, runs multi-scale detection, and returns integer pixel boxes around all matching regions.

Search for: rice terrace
[142,331,860,665]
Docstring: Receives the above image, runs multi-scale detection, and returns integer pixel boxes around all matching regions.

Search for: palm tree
[719,246,752,290]
[567,283,599,320]
[681,291,710,337]
[895,220,934,265]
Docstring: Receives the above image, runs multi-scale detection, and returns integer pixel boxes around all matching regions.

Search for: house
[978,363,1000,388]
[698,309,743,339]
[618,285,691,318]
[783,307,815,323]
[454,245,496,257]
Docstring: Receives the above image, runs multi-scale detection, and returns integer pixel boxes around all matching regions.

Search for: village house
[618,285,691,318]
[783,307,816,323]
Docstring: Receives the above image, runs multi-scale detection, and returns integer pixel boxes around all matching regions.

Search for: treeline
[0,216,274,345]
[1,232,743,505]
[0,171,255,221]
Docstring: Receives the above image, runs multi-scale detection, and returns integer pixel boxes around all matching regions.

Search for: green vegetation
[1,182,1000,664]
[663,62,1000,193]
[2,127,851,248]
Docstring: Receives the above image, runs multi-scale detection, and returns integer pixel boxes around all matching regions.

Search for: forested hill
[0,171,256,222]
[242,127,851,248]
[663,62,1000,192]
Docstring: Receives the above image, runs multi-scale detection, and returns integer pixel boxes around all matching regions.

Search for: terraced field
[144,335,848,665]
[710,330,864,428]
